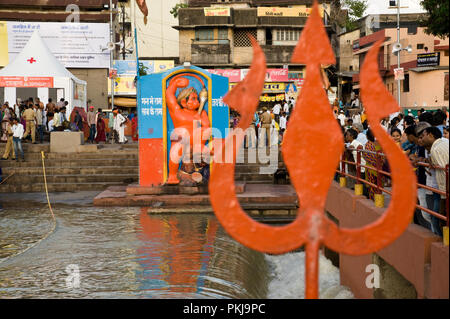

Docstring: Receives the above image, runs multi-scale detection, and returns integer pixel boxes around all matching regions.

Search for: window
[233,29,257,47]
[403,73,410,93]
[417,43,424,50]
[275,29,300,42]
[195,29,214,42]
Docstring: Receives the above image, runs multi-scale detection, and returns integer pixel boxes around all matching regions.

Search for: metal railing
[337,145,449,228]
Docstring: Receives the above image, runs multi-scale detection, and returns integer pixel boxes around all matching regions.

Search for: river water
[0,206,353,299]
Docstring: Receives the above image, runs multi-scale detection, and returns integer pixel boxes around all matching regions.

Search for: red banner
[0,76,53,88]
[265,68,289,82]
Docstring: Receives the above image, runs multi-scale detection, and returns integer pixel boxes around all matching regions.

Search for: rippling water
[0,206,353,299]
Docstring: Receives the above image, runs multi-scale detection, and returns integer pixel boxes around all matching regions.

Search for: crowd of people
[336,101,449,237]
[231,97,295,148]
[0,98,139,162]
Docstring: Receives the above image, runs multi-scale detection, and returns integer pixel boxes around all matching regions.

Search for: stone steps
[0,158,139,167]
[0,166,139,175]
[1,182,131,193]
[0,142,288,192]
[8,174,138,184]
[0,152,138,160]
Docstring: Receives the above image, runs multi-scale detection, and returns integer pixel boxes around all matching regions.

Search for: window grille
[233,29,257,47]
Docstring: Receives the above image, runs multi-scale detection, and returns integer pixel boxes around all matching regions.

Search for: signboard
[108,60,175,95]
[108,77,136,95]
[417,52,440,67]
[230,82,286,93]
[204,7,231,17]
[1,21,110,68]
[394,68,405,81]
[257,6,324,18]
[207,69,241,82]
[113,60,174,76]
[240,68,289,82]
[0,76,53,87]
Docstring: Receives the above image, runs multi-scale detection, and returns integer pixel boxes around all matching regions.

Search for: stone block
[50,131,84,153]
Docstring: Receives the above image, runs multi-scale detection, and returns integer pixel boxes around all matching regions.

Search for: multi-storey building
[0,0,119,108]
[174,0,339,106]
[351,26,449,110]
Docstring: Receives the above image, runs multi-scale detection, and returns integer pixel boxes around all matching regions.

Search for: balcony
[261,45,296,64]
[191,41,231,65]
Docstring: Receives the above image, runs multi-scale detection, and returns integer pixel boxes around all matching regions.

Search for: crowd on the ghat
[335,100,448,237]
[0,98,139,162]
[231,94,449,237]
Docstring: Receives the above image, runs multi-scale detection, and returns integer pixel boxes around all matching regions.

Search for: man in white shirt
[283,101,290,116]
[48,117,55,132]
[353,123,368,146]
[11,117,25,161]
[345,128,366,175]
[338,111,346,127]
[419,126,449,236]
[272,102,281,121]
[113,109,128,144]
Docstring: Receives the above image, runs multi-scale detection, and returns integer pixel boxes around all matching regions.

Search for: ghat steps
[0,143,287,193]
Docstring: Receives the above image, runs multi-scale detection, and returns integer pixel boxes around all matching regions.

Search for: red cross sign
[27,57,37,64]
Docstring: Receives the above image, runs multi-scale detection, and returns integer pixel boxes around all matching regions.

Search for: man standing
[11,117,25,162]
[46,98,56,114]
[279,111,287,142]
[1,118,15,160]
[108,110,115,142]
[22,104,36,143]
[87,106,96,143]
[272,102,281,121]
[113,109,127,144]
[53,108,62,131]
[418,126,449,236]
[283,100,290,116]
[345,128,366,189]
[60,106,68,130]
[260,107,272,148]
[35,103,44,143]
[56,98,65,110]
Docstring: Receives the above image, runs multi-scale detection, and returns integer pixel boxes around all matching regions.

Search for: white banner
[6,21,110,68]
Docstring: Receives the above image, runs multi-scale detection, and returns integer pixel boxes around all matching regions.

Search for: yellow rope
[41,151,55,221]
[0,151,56,265]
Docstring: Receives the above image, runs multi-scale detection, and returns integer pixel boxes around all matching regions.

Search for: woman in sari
[362,129,383,200]
[131,112,138,141]
[95,113,106,143]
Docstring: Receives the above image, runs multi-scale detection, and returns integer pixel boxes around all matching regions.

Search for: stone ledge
[50,131,84,153]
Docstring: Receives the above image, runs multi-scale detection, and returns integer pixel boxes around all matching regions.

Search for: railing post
[355,145,363,196]
[443,164,449,246]
[339,151,347,187]
[374,150,384,208]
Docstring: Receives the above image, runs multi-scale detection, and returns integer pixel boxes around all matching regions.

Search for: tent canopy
[0,30,85,85]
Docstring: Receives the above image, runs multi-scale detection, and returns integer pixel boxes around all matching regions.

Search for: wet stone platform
[94,183,299,217]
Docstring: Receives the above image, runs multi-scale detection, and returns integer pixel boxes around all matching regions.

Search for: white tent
[0,30,87,116]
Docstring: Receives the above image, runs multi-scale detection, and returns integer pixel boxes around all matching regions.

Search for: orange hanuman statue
[165,76,211,185]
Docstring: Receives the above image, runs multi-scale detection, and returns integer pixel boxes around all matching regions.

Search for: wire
[0,151,56,265]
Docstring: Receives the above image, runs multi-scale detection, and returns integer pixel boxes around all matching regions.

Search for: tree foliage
[341,0,368,31]
[420,0,449,38]
[170,3,188,19]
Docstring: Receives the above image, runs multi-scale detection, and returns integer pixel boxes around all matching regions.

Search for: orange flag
[136,0,148,17]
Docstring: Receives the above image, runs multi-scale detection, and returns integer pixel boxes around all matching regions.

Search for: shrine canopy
[0,30,87,116]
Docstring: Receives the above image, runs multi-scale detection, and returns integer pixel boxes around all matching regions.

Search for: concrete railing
[325,181,449,299]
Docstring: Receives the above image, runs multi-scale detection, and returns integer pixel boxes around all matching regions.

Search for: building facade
[0,0,118,108]
[175,0,338,105]
[351,26,449,110]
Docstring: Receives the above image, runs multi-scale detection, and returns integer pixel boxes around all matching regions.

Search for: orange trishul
[208,0,417,299]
